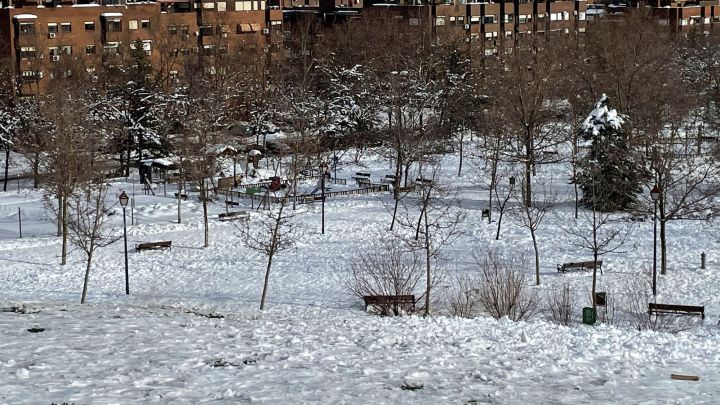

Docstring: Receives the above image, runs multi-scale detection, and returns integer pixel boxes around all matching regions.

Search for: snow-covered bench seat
[135,241,172,252]
[649,303,704,320]
[363,295,415,315]
[557,261,602,273]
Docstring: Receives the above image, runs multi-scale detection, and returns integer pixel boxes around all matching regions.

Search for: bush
[474,250,539,321]
[545,284,576,326]
[346,239,423,316]
[446,273,480,318]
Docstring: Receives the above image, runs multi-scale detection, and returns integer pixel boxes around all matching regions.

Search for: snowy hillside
[1,150,720,403]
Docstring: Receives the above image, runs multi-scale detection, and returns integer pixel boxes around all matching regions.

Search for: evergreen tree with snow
[577,95,647,212]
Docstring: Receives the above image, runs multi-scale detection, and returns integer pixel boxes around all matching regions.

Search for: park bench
[649,303,705,320]
[218,211,249,222]
[225,200,240,207]
[299,195,323,204]
[174,192,188,200]
[382,174,397,184]
[416,178,433,186]
[135,241,172,252]
[353,172,371,186]
[557,260,603,273]
[363,294,416,315]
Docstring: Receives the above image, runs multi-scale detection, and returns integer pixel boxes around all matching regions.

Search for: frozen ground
[1,149,720,403]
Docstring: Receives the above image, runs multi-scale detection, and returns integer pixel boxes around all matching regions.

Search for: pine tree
[577,94,647,212]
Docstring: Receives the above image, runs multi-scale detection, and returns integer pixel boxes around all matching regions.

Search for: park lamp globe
[119,191,129,208]
[650,185,661,202]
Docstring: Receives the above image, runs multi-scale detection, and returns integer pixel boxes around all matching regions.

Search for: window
[85,21,95,31]
[141,20,151,29]
[19,23,35,36]
[86,44,96,54]
[19,46,36,59]
[129,20,138,30]
[48,23,58,34]
[217,1,226,11]
[483,15,496,24]
[179,25,189,35]
[235,1,253,10]
[219,45,228,55]
[61,45,72,55]
[504,14,513,23]
[60,22,71,33]
[435,16,446,26]
[103,43,120,55]
[199,25,213,36]
[48,47,59,56]
[168,25,177,34]
[107,20,122,32]
[179,48,190,55]
[203,2,215,8]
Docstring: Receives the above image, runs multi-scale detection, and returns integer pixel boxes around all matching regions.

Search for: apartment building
[364,1,587,49]
[650,0,720,32]
[0,0,283,95]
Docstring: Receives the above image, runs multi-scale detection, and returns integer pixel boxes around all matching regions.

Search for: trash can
[582,307,596,325]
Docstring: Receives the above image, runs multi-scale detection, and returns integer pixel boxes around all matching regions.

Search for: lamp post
[320,162,328,234]
[650,185,661,297]
[119,191,130,295]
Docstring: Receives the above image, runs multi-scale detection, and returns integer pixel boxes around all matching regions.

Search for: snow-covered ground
[1,149,720,403]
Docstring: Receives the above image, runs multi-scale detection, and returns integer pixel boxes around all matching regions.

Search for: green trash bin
[582,307,596,325]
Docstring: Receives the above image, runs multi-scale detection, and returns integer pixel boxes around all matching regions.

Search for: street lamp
[119,191,130,295]
[650,185,661,297]
[320,162,328,234]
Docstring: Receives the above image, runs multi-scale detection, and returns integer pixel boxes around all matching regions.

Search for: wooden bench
[649,303,705,320]
[299,195,323,204]
[353,172,371,186]
[225,200,240,207]
[382,175,397,184]
[416,178,433,186]
[363,294,416,315]
[218,211,249,222]
[174,192,188,200]
[135,241,172,252]
[557,260,603,273]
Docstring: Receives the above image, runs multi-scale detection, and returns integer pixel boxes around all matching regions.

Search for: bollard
[701,252,706,270]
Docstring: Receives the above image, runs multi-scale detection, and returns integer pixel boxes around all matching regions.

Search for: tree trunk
[531,229,540,285]
[524,160,532,208]
[660,213,667,275]
[32,154,39,189]
[457,132,464,176]
[177,178,182,224]
[80,249,94,304]
[259,253,274,310]
[201,180,209,247]
[61,196,68,265]
[495,210,504,240]
[56,194,62,237]
[591,250,598,311]
[2,147,9,192]
[424,210,431,317]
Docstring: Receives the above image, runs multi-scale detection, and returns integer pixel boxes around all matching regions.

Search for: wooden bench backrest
[649,303,704,313]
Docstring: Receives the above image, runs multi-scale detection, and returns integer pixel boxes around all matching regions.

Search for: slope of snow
[1,148,720,402]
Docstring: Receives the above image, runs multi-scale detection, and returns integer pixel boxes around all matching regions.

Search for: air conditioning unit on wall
[464,24,470,30]
[262,28,270,35]
[48,32,56,39]
[52,55,60,62]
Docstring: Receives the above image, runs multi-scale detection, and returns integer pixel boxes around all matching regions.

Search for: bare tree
[395,166,465,316]
[511,180,551,285]
[66,182,119,304]
[566,188,633,310]
[236,194,298,310]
